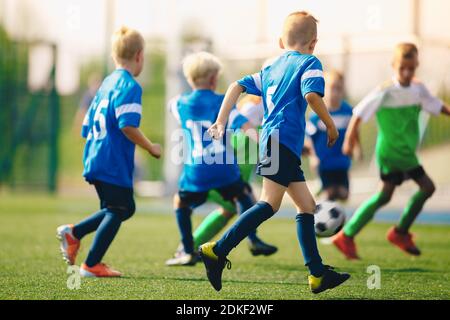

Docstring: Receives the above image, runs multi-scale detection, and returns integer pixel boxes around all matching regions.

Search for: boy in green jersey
[333,43,450,259]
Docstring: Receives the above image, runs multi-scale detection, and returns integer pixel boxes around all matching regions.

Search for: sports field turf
[0,195,449,300]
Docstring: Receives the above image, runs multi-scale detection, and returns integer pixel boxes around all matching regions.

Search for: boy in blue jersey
[167,51,276,266]
[306,71,359,201]
[201,12,350,294]
[57,27,161,277]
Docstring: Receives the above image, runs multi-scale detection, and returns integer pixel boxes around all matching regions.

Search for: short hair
[182,51,222,86]
[283,11,319,47]
[112,26,145,62]
[394,43,419,61]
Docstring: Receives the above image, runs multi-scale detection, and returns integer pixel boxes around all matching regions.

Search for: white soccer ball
[314,201,346,238]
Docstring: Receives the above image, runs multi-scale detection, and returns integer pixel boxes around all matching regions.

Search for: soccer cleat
[165,252,200,266]
[80,263,122,278]
[199,242,232,291]
[56,224,80,265]
[332,230,360,260]
[387,227,421,256]
[308,265,351,294]
[248,239,278,256]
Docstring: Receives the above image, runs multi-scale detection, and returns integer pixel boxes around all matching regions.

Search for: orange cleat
[387,227,421,256]
[332,230,360,260]
[57,224,80,265]
[80,263,122,278]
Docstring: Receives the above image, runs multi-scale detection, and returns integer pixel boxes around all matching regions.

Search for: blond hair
[283,11,319,47]
[182,51,222,87]
[394,43,419,62]
[112,26,145,63]
[325,70,345,83]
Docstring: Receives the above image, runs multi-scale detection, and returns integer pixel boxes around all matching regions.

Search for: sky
[1,0,449,94]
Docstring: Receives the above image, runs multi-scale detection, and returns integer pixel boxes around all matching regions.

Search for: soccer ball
[314,201,346,238]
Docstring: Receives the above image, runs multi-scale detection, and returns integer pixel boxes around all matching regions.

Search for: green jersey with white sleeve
[354,78,443,174]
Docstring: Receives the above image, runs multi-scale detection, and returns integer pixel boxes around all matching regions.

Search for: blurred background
[0,0,449,215]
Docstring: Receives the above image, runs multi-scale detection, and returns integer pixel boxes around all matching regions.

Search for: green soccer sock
[344,192,391,237]
[193,209,232,249]
[397,190,429,233]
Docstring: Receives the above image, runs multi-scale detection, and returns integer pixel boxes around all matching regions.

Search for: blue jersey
[82,69,142,188]
[238,51,325,159]
[169,90,248,192]
[307,101,353,171]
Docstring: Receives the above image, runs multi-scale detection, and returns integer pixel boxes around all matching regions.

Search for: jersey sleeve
[227,107,249,130]
[168,95,181,125]
[237,73,263,96]
[353,86,386,123]
[300,56,325,98]
[114,84,143,129]
[418,83,443,115]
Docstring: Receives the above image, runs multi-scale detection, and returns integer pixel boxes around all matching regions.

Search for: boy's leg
[213,178,285,258]
[73,210,108,240]
[84,182,135,269]
[193,207,234,250]
[287,182,325,277]
[387,169,435,256]
[288,181,350,293]
[174,191,207,255]
[397,171,435,233]
[191,190,238,250]
[343,181,395,237]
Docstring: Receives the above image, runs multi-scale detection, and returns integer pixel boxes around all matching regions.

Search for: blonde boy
[200,12,350,294]
[57,26,161,277]
[333,43,450,260]
[167,51,276,266]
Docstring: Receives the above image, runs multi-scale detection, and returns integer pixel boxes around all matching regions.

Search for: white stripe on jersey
[252,73,262,91]
[301,69,324,82]
[82,114,89,126]
[115,103,142,118]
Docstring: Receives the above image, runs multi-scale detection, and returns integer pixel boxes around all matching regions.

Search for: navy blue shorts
[319,169,350,189]
[178,178,248,209]
[93,180,135,221]
[256,140,305,188]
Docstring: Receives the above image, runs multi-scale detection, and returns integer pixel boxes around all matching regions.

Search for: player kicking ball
[201,12,350,294]
[333,43,450,260]
[166,52,276,266]
[57,27,162,277]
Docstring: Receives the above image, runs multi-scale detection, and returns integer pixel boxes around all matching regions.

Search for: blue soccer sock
[73,209,108,240]
[85,210,122,267]
[214,201,275,257]
[176,207,194,254]
[236,193,259,243]
[296,213,325,277]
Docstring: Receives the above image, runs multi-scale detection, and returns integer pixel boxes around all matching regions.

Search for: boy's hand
[342,139,353,157]
[149,143,162,159]
[208,122,225,140]
[327,126,339,147]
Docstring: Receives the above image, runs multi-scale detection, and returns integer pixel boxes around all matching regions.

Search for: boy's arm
[121,127,162,159]
[305,92,339,147]
[342,116,362,157]
[209,82,244,139]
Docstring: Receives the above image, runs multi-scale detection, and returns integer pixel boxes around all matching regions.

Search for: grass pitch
[0,195,449,300]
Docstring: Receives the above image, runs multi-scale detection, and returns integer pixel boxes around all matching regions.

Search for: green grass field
[0,195,449,300]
